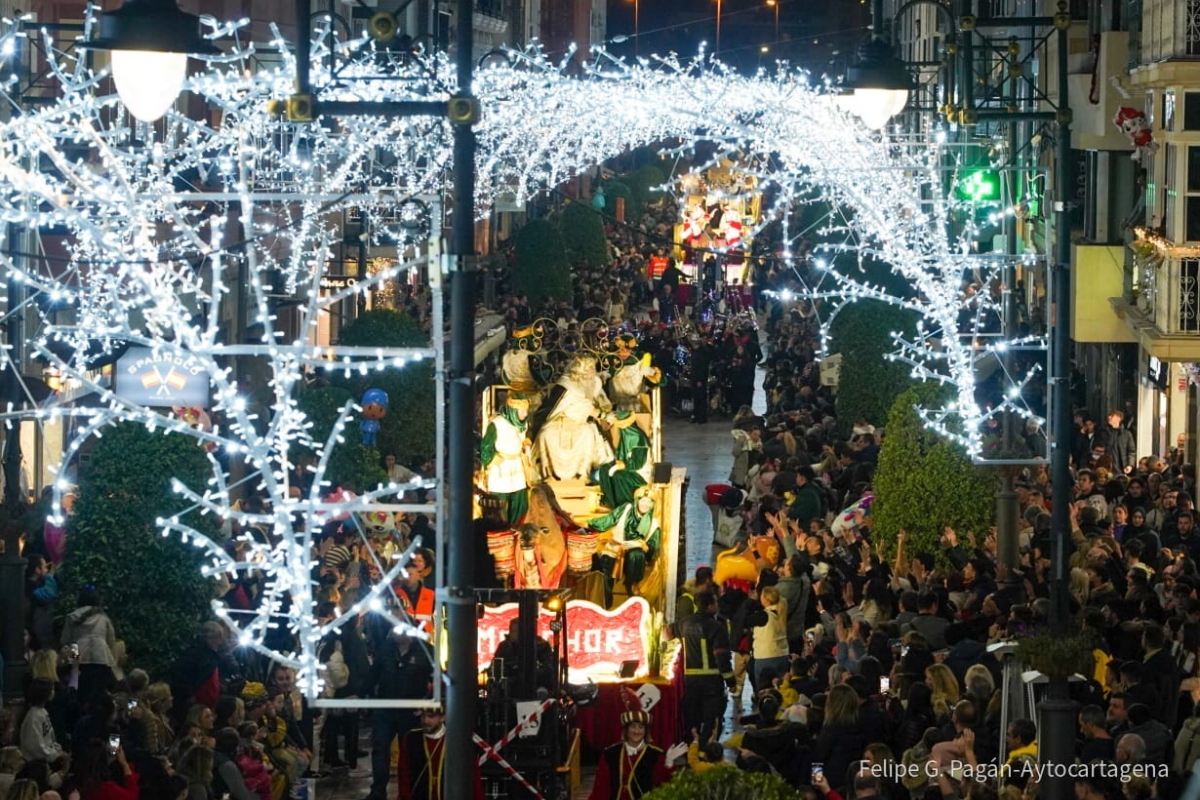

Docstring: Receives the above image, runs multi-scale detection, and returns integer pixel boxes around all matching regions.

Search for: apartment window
[1166,144,1178,240]
[1165,90,1176,132]
[1189,146,1200,240]
[1182,258,1200,331]
[1186,92,1200,130]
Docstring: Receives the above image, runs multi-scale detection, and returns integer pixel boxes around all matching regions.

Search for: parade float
[673,157,763,293]
[475,317,687,773]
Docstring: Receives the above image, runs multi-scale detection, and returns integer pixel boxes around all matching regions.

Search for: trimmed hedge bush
[871,384,995,562]
[59,423,216,676]
[642,766,804,800]
[557,201,609,268]
[828,300,917,428]
[334,309,435,472]
[512,218,572,307]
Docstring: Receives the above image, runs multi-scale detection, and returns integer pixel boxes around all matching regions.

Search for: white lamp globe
[841,36,914,131]
[845,87,911,130]
[110,49,188,122]
[85,0,218,124]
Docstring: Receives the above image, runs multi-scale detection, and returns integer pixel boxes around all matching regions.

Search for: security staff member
[677,589,733,742]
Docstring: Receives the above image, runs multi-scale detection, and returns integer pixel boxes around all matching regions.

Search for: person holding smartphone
[812,766,884,800]
[809,685,867,793]
[61,585,118,705]
[74,738,138,800]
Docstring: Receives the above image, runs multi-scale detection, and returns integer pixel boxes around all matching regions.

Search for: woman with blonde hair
[140,683,175,757]
[749,586,789,688]
[5,779,38,800]
[811,684,866,793]
[176,745,215,800]
[1070,567,1091,607]
[27,652,57,684]
[0,747,25,799]
[925,664,960,723]
[183,705,216,749]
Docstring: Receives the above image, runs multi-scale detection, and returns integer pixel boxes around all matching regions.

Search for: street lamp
[838,34,914,130]
[715,0,723,55]
[627,0,639,57]
[84,0,219,123]
[766,0,779,44]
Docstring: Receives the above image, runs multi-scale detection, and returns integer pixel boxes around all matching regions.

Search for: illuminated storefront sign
[115,347,209,408]
[319,275,359,291]
[478,597,650,683]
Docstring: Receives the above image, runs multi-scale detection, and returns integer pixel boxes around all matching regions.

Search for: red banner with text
[478,597,650,683]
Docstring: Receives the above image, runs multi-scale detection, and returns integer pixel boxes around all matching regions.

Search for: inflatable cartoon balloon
[360,388,389,447]
[173,406,216,451]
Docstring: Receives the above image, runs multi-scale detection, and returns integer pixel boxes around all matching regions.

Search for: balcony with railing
[473,0,510,33]
[1139,0,1200,63]
[1112,232,1200,358]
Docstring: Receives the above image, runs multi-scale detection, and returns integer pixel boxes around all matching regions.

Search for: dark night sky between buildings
[603,0,871,76]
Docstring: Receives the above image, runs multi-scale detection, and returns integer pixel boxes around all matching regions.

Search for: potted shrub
[1013,627,1097,679]
[643,766,804,800]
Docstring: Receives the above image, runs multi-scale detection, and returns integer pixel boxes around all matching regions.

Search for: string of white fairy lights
[0,14,1041,694]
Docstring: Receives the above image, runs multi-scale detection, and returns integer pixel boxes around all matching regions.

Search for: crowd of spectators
[11,509,442,800]
[12,168,1198,800]
[666,291,1191,800]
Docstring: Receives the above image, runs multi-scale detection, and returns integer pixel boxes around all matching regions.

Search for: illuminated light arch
[0,18,1033,693]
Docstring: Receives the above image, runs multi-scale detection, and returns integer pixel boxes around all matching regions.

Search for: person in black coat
[896,682,936,754]
[318,605,370,771]
[360,626,434,800]
[1099,410,1138,475]
[739,691,809,784]
[1118,661,1161,723]
[168,623,234,728]
[809,684,867,793]
[1141,623,1180,730]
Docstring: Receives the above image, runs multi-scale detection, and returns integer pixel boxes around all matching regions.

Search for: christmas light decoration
[0,15,1043,695]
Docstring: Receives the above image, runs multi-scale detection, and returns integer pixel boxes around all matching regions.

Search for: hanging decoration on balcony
[0,12,1041,692]
[1113,106,1159,163]
[1110,78,1159,163]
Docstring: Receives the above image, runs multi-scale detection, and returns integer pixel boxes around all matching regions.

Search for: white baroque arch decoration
[0,18,1029,694]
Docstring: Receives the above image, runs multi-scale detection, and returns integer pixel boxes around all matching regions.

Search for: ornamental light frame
[0,14,1058,698]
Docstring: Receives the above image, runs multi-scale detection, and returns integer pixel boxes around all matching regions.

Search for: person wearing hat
[588,709,671,800]
[592,411,652,509]
[396,705,483,800]
[529,356,615,482]
[604,334,662,412]
[501,325,552,399]
[589,487,662,599]
[479,394,532,525]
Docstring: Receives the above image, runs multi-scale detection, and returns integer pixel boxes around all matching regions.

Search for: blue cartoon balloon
[360,388,389,447]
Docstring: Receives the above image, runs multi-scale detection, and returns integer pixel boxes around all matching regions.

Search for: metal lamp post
[116,0,480,792]
[841,3,1076,799]
[838,0,914,130]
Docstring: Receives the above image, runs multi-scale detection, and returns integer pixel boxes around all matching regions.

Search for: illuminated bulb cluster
[0,15,1046,691]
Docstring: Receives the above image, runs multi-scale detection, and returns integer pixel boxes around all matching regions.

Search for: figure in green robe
[501,324,553,414]
[592,410,652,509]
[589,487,660,603]
[480,395,531,524]
[602,333,662,411]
